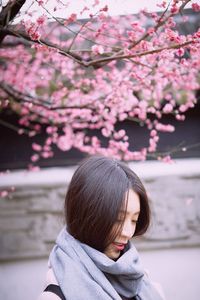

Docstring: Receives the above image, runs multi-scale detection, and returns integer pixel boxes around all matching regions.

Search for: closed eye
[132,220,138,224]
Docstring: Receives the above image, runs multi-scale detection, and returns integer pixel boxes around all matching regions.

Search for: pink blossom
[155,123,175,132]
[147,27,155,35]
[176,114,185,121]
[156,1,167,8]
[165,28,180,42]
[91,136,100,148]
[91,45,104,55]
[57,136,73,151]
[34,124,41,131]
[41,151,53,158]
[24,21,41,40]
[179,104,187,112]
[170,5,179,14]
[100,5,108,12]
[36,15,47,26]
[92,0,100,7]
[98,12,107,20]
[38,0,44,5]
[119,113,127,121]
[31,154,39,162]
[80,6,89,15]
[192,3,200,12]
[102,128,111,137]
[18,129,24,135]
[150,130,157,137]
[0,190,8,198]
[163,103,173,113]
[159,155,174,164]
[0,4,199,166]
[127,31,136,42]
[114,129,126,139]
[148,138,157,152]
[28,165,40,172]
[29,131,36,137]
[176,48,184,57]
[64,13,77,25]
[32,143,42,152]
[46,126,57,134]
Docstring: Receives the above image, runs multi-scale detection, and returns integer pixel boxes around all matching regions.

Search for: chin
[111,253,120,260]
[106,249,121,260]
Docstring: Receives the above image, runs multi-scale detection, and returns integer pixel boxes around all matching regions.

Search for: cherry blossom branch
[1,28,86,65]
[115,0,192,56]
[0,82,97,111]
[2,26,194,69]
[85,40,194,67]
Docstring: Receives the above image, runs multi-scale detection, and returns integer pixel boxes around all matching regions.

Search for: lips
[112,242,126,251]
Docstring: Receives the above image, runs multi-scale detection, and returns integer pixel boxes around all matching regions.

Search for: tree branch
[1,28,87,65]
[0,118,29,134]
[86,40,193,67]
[0,0,26,43]
[0,82,96,111]
[2,28,193,69]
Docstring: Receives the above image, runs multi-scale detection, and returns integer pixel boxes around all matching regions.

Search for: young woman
[38,156,164,300]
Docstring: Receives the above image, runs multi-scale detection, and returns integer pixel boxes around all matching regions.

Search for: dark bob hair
[65,156,150,252]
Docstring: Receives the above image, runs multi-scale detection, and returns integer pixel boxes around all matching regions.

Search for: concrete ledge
[1,158,200,187]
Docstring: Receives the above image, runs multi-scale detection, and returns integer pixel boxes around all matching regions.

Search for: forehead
[123,189,140,215]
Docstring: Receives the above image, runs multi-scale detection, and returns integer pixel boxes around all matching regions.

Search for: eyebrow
[119,210,140,216]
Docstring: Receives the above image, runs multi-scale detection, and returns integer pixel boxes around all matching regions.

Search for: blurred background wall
[0,158,200,300]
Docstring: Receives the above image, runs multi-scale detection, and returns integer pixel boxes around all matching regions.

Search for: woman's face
[104,189,140,260]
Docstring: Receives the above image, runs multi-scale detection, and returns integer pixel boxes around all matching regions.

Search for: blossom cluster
[0,0,199,170]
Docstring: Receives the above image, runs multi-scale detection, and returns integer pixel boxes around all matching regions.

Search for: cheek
[120,221,137,238]
[132,224,137,235]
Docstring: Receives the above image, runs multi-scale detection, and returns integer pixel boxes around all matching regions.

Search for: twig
[37,1,112,50]
[67,21,89,52]
[112,0,192,58]
[0,118,29,134]
[0,82,97,111]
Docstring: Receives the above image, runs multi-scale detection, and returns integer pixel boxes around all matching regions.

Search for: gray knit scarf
[49,228,163,300]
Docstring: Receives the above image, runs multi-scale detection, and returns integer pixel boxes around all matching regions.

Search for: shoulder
[45,267,59,285]
[37,291,61,300]
[37,267,60,300]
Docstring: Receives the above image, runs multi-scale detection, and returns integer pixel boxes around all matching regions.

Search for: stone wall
[0,159,200,261]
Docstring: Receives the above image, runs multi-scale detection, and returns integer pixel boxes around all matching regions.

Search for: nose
[121,220,135,240]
